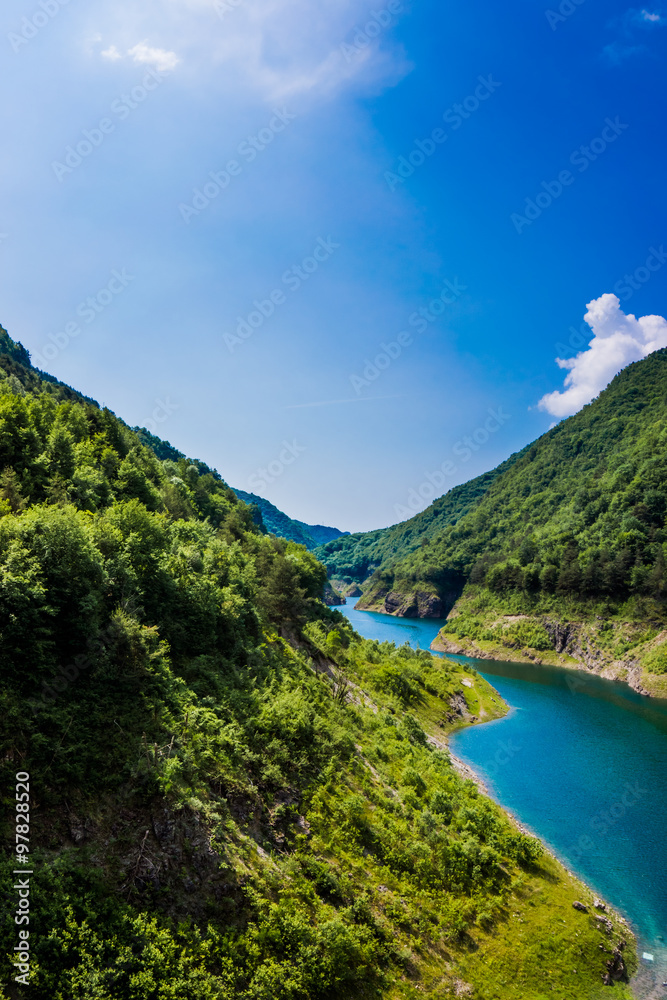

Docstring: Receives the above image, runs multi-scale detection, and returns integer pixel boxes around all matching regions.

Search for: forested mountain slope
[232,488,348,551]
[321,351,667,622]
[316,449,527,611]
[132,430,348,551]
[0,326,636,999]
[371,350,667,606]
[326,350,667,694]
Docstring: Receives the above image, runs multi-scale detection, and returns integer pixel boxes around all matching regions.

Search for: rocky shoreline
[345,588,666,699]
[429,629,662,698]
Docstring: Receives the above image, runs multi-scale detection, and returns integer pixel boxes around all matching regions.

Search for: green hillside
[316,450,527,612]
[321,350,667,694]
[0,326,637,999]
[131,433,348,553]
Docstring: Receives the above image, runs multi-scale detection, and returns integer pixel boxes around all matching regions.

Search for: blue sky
[1,0,666,532]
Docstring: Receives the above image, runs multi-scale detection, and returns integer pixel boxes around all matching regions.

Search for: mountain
[132,431,349,553]
[232,488,348,550]
[0,323,634,999]
[316,448,528,609]
[319,350,667,695]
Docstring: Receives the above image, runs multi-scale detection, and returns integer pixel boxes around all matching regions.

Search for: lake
[337,599,667,998]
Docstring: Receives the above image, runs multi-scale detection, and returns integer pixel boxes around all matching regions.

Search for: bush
[642,641,667,674]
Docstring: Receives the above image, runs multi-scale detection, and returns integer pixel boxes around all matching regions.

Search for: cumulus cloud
[538,294,667,418]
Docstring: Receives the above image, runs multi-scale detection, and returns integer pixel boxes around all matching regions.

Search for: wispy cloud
[101,45,122,62]
[99,40,180,73]
[603,7,665,62]
[538,294,667,417]
[632,7,665,24]
[91,0,409,104]
[602,41,646,63]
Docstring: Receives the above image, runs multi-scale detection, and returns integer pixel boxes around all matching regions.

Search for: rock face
[440,691,473,726]
[359,589,452,618]
[601,940,628,985]
[432,612,659,697]
[573,901,589,913]
[541,618,653,695]
[323,582,344,606]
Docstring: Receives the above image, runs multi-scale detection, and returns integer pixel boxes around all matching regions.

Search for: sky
[1,0,666,533]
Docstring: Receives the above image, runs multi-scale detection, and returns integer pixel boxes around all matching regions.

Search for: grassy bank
[431,587,667,699]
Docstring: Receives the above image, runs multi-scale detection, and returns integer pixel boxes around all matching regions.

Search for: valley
[0,325,662,998]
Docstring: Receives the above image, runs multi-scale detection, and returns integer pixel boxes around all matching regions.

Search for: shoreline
[430,631,662,700]
[447,696,657,1000]
[348,596,665,700]
[344,597,659,996]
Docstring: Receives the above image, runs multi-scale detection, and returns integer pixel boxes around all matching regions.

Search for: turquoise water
[337,600,667,994]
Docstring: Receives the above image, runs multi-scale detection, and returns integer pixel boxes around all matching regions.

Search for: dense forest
[0,325,635,999]
[318,351,667,623]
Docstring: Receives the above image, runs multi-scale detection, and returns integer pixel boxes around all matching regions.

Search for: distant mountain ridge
[315,447,528,607]
[131,428,348,551]
[232,488,348,551]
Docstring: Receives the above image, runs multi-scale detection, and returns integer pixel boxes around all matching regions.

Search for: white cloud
[620,6,665,26]
[128,41,180,73]
[101,44,122,61]
[538,294,667,418]
[603,8,664,62]
[96,0,409,103]
[201,0,408,101]
[96,37,180,73]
